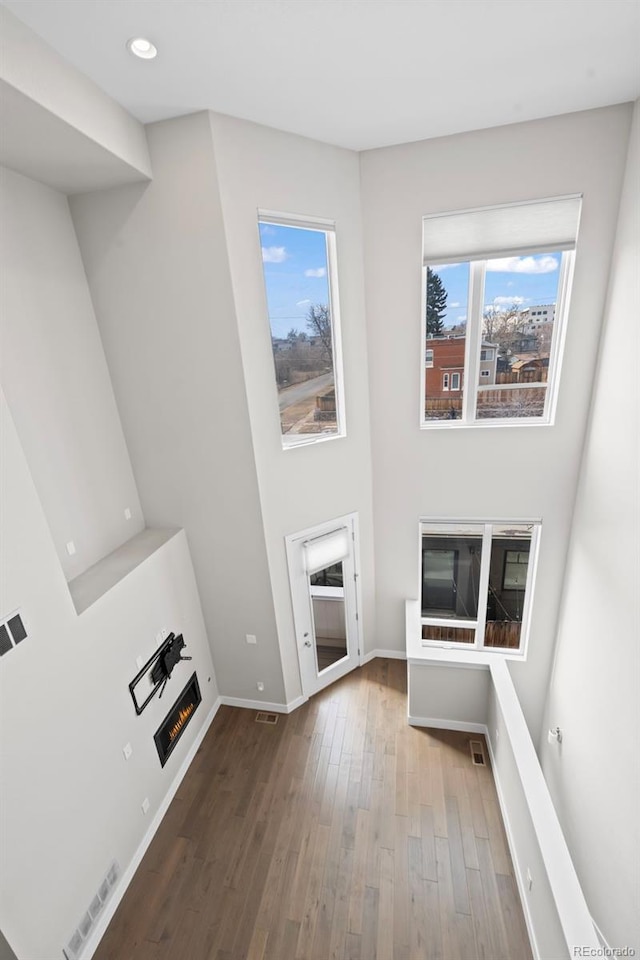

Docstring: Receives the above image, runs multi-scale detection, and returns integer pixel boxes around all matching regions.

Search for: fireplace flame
[168,702,195,742]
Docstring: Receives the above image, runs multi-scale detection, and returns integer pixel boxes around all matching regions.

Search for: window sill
[419,417,554,430]
[282,430,346,450]
[406,600,527,662]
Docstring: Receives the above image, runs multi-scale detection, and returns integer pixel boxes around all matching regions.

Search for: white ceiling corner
[2,0,640,151]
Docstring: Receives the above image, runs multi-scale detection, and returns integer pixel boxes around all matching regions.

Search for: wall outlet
[136,654,144,670]
[526,868,533,891]
[122,743,133,761]
[495,728,499,740]
[66,541,76,556]
[124,507,132,520]
[246,634,257,644]
[256,681,264,692]
[141,797,150,815]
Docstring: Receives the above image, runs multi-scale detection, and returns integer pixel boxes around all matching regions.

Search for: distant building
[425,336,497,399]
[509,352,550,382]
[522,303,555,335]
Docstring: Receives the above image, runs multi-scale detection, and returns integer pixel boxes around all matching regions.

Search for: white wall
[540,101,640,952]
[408,663,489,729]
[0,388,219,960]
[70,112,286,705]
[0,6,151,191]
[359,105,633,737]
[0,165,144,580]
[210,113,375,703]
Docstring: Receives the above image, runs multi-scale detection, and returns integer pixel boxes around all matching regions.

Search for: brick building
[425,335,497,399]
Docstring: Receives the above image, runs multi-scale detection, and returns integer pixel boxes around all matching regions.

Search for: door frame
[285,512,363,699]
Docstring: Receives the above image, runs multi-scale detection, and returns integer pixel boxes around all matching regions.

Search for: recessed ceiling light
[127,37,157,60]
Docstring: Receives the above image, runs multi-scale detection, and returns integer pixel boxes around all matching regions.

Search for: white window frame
[450,372,461,391]
[420,196,580,430]
[258,210,346,450]
[425,348,434,368]
[418,518,541,660]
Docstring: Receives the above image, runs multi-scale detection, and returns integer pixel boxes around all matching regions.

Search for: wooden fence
[425,385,546,419]
[421,621,521,648]
[314,387,336,422]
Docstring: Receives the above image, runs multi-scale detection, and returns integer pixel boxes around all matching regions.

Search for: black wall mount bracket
[128,632,192,715]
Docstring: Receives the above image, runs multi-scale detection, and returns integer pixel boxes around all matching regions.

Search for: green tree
[426,268,448,337]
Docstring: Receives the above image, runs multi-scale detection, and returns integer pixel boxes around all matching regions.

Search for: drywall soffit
[0,79,152,194]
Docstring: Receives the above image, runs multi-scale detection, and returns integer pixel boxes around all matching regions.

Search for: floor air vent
[255,711,278,724]
[470,740,486,766]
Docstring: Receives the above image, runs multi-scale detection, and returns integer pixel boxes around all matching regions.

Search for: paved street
[278,372,334,411]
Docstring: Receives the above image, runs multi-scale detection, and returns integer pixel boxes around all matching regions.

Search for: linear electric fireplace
[154,672,201,767]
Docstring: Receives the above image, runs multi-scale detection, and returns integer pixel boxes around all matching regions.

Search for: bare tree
[483,306,527,358]
[306,304,333,362]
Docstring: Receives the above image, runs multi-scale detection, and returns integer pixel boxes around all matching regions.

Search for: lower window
[420,520,539,654]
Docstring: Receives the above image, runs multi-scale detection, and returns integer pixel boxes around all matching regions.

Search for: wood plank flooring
[95,659,532,960]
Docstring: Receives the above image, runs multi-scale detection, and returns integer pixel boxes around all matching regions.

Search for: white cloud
[430,264,455,271]
[486,255,559,274]
[492,295,525,306]
[449,302,461,308]
[305,267,326,278]
[457,315,467,322]
[296,299,311,306]
[262,246,287,263]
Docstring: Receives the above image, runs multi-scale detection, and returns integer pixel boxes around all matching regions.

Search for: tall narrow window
[421,196,581,426]
[420,520,540,655]
[258,213,345,447]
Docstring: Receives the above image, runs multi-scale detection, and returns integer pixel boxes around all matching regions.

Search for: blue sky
[430,252,562,330]
[259,222,331,339]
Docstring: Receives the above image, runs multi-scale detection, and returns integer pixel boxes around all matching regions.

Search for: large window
[420,520,540,655]
[421,197,581,427]
[258,213,345,447]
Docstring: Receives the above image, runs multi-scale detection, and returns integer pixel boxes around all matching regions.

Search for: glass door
[310,561,348,673]
[286,514,361,698]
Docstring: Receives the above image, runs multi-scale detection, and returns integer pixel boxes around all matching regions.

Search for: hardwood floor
[95,659,532,960]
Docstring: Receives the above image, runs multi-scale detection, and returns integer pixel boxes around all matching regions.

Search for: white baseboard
[485,733,540,960]
[361,648,407,665]
[84,696,222,960]
[407,715,487,734]
[219,694,308,714]
[285,694,308,713]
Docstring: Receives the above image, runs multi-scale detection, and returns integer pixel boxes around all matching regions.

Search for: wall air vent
[469,740,486,766]
[63,860,120,959]
[0,610,28,658]
[255,712,278,724]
